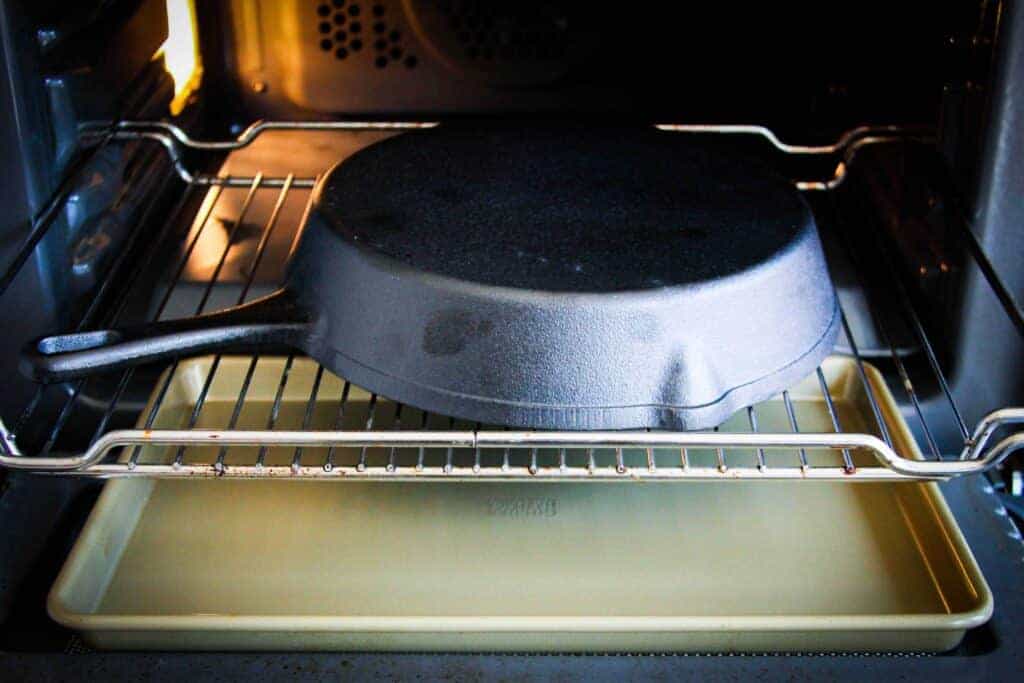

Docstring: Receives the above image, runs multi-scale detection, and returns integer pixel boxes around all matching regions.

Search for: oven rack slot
[0,121,1021,482]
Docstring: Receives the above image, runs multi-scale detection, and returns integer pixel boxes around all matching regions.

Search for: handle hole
[37,330,123,356]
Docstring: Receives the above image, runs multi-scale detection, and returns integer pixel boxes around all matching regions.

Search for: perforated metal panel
[313,1,418,69]
[403,0,591,84]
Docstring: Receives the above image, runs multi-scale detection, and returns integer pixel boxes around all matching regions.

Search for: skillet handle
[21,290,312,383]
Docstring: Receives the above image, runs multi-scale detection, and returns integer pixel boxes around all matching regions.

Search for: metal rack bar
[357,393,379,472]
[257,355,295,469]
[94,120,919,157]
[477,422,486,473]
[653,124,929,155]
[216,356,259,472]
[713,425,727,472]
[416,410,429,472]
[86,120,440,151]
[447,417,458,474]
[747,407,766,471]
[1,121,1022,482]
[501,426,512,472]
[76,121,934,194]
[209,177,298,468]
[293,364,326,471]
[14,154,193,454]
[868,214,973,442]
[324,380,352,472]
[10,420,1020,480]
[782,390,809,470]
[172,173,293,467]
[963,230,1024,337]
[838,308,893,448]
[121,184,229,467]
[387,405,405,472]
[173,174,265,465]
[817,367,854,472]
[825,193,946,460]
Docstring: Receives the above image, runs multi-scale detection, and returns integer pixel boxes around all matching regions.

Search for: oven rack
[79,119,931,191]
[0,121,1022,482]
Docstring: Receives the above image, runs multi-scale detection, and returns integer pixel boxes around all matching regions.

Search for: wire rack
[0,121,1022,481]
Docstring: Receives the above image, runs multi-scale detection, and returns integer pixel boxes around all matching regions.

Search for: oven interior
[1,0,1023,678]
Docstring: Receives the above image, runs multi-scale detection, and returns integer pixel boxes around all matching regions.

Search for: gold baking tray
[48,356,991,652]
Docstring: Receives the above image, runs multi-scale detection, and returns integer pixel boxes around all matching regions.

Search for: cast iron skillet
[22,127,839,430]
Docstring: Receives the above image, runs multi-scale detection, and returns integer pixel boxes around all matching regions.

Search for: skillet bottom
[316,301,841,431]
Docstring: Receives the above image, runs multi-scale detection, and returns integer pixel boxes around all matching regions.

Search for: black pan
[22,127,839,430]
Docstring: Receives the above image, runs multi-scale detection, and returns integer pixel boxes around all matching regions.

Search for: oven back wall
[216,0,961,129]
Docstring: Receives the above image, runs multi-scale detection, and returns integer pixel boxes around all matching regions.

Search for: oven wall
[209,0,959,128]
[951,0,1024,440]
[0,0,172,424]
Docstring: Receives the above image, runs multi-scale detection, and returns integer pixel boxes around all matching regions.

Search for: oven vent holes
[430,0,570,63]
[316,1,418,69]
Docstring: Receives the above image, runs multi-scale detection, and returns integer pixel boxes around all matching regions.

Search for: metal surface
[943,0,1024,451]
[80,120,926,190]
[78,120,438,188]
[9,418,1024,481]
[20,127,843,430]
[46,359,992,651]
[294,127,839,429]
[2,472,1021,674]
[45,354,1024,481]
[46,438,990,652]
[1,123,1022,481]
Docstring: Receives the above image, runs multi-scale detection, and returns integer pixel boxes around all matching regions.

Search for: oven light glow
[159,0,201,115]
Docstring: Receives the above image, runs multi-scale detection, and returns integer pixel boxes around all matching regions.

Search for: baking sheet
[49,357,992,652]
